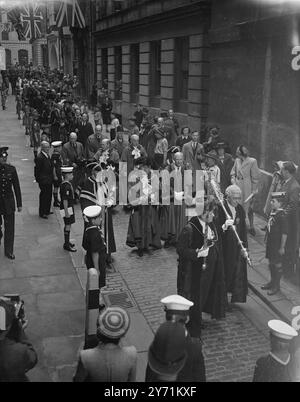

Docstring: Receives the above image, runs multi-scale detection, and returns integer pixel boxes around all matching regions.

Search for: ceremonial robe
[219,202,248,303]
[177,217,226,336]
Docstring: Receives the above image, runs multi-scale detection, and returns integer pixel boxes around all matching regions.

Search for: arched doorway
[5,49,11,68]
[18,49,28,66]
[50,45,58,69]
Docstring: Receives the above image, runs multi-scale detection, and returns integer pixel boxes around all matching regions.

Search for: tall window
[2,30,8,41]
[130,43,140,103]
[101,48,108,88]
[96,0,107,19]
[114,46,122,100]
[113,1,123,13]
[18,49,28,66]
[5,49,11,68]
[174,37,189,112]
[150,40,161,107]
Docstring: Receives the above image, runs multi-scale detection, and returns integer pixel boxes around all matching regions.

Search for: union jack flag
[20,2,44,40]
[55,0,86,29]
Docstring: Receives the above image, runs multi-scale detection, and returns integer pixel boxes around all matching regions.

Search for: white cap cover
[161,295,194,311]
[268,320,298,340]
[83,205,102,219]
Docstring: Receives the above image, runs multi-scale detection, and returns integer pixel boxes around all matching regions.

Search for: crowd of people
[1,66,300,382]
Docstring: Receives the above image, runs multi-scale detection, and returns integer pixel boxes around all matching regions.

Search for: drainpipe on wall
[260,39,272,170]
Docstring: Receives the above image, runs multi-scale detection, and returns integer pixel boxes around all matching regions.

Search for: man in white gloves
[176,195,227,338]
[219,184,249,306]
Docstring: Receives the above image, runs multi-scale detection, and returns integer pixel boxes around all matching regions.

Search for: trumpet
[208,176,253,268]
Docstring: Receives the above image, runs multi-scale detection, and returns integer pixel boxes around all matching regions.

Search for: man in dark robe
[126,158,161,257]
[279,161,300,280]
[176,196,227,338]
[219,185,248,305]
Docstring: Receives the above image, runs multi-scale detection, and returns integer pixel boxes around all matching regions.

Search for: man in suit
[0,147,22,259]
[62,132,85,197]
[85,124,103,160]
[35,141,53,219]
[279,161,300,279]
[182,131,204,172]
[215,142,234,193]
[78,112,94,147]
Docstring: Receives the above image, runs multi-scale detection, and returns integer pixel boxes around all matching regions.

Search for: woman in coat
[101,97,113,133]
[230,145,260,236]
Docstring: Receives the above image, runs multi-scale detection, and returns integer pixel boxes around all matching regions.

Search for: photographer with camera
[0,297,37,382]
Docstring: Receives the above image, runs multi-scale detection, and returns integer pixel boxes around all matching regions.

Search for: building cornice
[93,1,210,38]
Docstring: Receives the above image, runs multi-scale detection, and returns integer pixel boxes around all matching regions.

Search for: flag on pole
[20,2,44,40]
[55,0,86,29]
[6,7,26,40]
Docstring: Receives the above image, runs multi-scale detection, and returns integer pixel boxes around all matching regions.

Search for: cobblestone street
[0,96,281,382]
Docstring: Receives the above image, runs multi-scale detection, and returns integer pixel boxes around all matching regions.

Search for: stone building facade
[94,0,210,129]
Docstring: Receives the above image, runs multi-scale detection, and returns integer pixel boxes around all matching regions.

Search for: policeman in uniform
[253,319,297,382]
[145,294,206,382]
[0,147,22,260]
[51,141,63,207]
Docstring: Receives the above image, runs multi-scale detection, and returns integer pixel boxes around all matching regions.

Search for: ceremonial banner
[0,47,6,70]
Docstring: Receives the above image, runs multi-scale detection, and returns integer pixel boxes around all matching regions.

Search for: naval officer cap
[161,295,194,312]
[51,141,62,148]
[61,166,74,174]
[83,205,102,219]
[268,320,298,341]
[0,147,9,157]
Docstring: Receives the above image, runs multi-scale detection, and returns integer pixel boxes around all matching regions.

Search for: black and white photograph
[1,0,300,386]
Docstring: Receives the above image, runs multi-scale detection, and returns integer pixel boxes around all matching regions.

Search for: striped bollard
[84,268,100,349]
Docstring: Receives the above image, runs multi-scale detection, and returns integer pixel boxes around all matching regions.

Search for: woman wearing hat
[73,307,137,382]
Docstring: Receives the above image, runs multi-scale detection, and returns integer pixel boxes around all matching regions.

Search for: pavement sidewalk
[0,96,85,382]
[247,214,300,324]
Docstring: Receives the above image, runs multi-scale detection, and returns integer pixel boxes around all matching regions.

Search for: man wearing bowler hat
[253,319,297,382]
[145,294,206,382]
[0,147,22,260]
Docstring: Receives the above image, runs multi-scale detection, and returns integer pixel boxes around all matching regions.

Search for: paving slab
[0,96,85,381]
[122,312,154,353]
[37,291,85,313]
[42,336,84,367]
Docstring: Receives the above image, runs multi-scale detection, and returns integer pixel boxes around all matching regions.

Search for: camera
[3,294,25,323]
